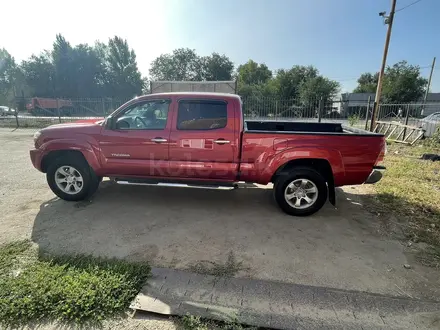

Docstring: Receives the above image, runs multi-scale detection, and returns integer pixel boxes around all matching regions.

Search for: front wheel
[46,156,100,201]
[274,167,328,216]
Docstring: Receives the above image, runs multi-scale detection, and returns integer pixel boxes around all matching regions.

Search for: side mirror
[105,116,115,130]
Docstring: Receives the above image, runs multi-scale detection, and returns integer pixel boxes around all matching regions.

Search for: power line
[395,0,423,13]
[330,77,359,81]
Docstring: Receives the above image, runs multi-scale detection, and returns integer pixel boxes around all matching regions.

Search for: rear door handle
[151,137,167,143]
[214,139,230,145]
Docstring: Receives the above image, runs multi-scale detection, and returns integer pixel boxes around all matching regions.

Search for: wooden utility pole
[421,56,436,116]
[370,0,397,131]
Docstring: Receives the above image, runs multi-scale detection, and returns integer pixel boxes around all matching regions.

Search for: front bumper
[365,166,386,184]
[30,149,44,172]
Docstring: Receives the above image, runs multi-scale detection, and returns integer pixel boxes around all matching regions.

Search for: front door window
[115,100,170,130]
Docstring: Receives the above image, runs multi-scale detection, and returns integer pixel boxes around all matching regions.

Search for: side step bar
[114,179,238,191]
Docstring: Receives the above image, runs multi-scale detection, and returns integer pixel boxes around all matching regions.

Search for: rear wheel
[46,155,100,201]
[274,167,328,216]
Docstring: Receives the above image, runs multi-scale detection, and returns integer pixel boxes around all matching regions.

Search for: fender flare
[40,138,101,173]
[259,147,344,206]
[262,147,344,179]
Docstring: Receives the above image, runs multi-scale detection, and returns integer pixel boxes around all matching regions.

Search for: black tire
[46,155,100,201]
[274,167,328,216]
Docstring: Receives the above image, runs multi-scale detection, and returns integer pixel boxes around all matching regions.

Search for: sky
[2,0,440,93]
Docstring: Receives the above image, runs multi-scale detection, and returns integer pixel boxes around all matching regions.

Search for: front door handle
[151,137,167,143]
[214,139,230,145]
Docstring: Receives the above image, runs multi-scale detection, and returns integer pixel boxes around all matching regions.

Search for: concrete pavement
[131,268,440,330]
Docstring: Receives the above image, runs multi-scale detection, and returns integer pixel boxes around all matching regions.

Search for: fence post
[56,98,61,123]
[364,96,371,130]
[318,97,323,123]
[369,101,377,132]
[102,98,106,116]
[12,106,19,128]
[13,90,19,128]
[275,100,278,121]
[402,104,410,140]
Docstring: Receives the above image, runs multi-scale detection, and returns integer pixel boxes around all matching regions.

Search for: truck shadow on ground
[31,181,361,259]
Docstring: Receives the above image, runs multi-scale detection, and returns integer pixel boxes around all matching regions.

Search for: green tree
[236,60,273,103]
[236,60,276,116]
[94,41,110,91]
[19,35,144,99]
[149,48,202,81]
[299,76,340,104]
[21,52,56,98]
[52,34,104,97]
[200,53,234,81]
[382,61,427,103]
[100,36,145,98]
[237,60,272,86]
[273,65,319,99]
[353,61,427,103]
[51,34,76,97]
[71,44,106,97]
[0,48,17,105]
[23,34,109,98]
[21,35,107,98]
[149,49,234,82]
[353,72,378,93]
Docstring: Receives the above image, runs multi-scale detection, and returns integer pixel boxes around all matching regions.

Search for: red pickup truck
[30,92,386,216]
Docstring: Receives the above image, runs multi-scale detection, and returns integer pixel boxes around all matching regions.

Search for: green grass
[0,240,150,327]
[347,113,361,127]
[369,142,440,265]
[0,240,32,277]
[179,314,257,330]
[425,127,440,147]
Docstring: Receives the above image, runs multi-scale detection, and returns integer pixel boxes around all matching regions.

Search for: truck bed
[240,120,385,186]
[245,120,381,136]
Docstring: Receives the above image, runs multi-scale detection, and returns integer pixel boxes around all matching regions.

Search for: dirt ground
[1,128,439,302]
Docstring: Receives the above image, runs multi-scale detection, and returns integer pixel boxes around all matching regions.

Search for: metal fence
[241,96,440,136]
[1,96,439,137]
[0,97,129,129]
[242,97,355,121]
[376,103,440,137]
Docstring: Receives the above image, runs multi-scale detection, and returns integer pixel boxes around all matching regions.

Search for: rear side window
[177,100,227,130]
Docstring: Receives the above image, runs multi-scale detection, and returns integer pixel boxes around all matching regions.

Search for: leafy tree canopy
[15,34,145,99]
[237,60,272,86]
[382,61,427,103]
[149,48,234,82]
[0,48,17,104]
[353,61,427,103]
[6,37,425,106]
[353,72,379,94]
